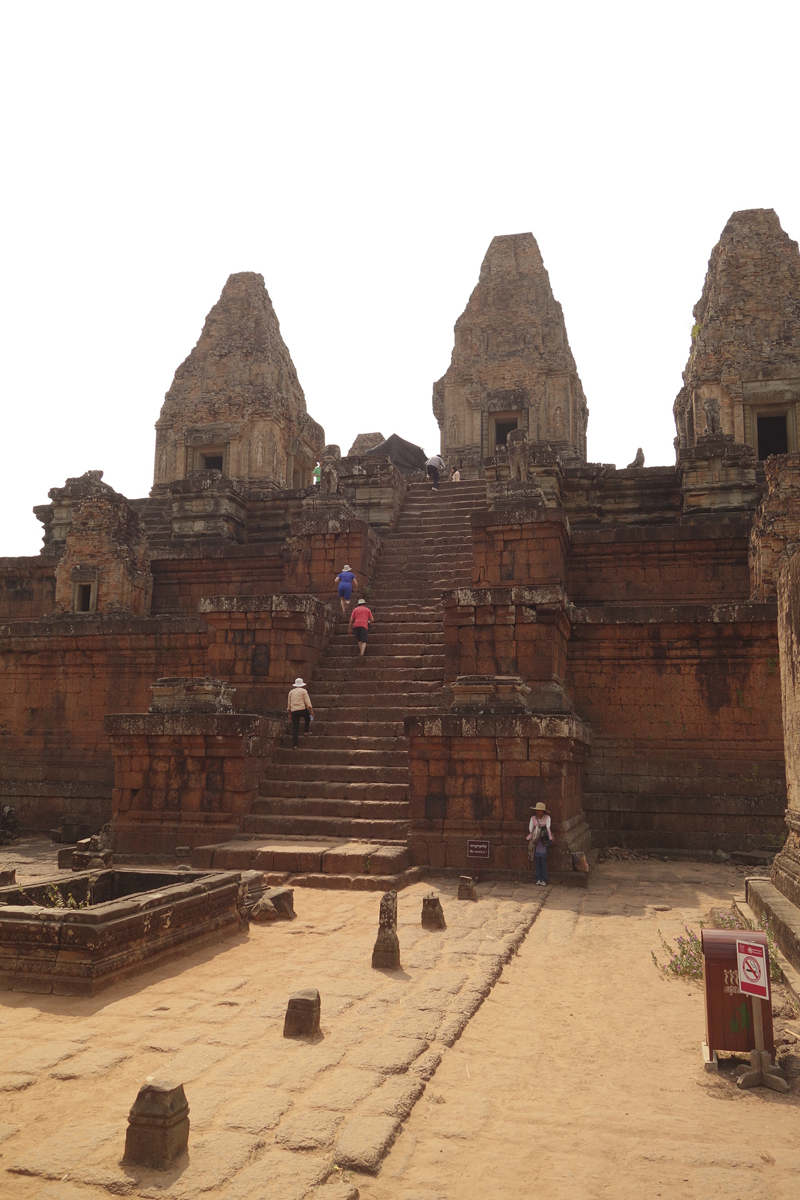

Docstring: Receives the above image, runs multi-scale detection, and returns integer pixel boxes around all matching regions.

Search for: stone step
[267,763,409,783]
[312,665,444,682]
[274,747,408,766]
[252,796,409,819]
[259,779,409,801]
[310,679,440,696]
[277,735,405,751]
[298,722,406,738]
[242,814,410,840]
[194,836,411,877]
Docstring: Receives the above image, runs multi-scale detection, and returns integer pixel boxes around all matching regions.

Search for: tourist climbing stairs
[235,479,486,885]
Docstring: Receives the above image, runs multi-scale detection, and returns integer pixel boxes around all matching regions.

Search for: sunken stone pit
[0,868,248,995]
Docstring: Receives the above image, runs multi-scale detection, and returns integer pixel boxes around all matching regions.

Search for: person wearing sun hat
[287,677,314,748]
[334,564,358,616]
[527,801,553,885]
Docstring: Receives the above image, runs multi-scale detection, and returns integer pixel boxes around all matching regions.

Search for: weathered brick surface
[749,453,800,600]
[406,713,590,870]
[674,208,800,453]
[433,233,589,473]
[0,618,213,831]
[0,558,57,619]
[153,271,324,491]
[569,605,785,850]
[772,546,800,905]
[199,595,332,713]
[107,712,285,855]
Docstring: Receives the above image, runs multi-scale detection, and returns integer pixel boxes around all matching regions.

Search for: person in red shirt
[348,598,373,659]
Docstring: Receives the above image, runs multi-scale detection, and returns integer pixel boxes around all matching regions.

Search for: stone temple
[3,208,800,961]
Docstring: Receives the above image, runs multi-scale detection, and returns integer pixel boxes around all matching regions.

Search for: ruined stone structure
[674,209,800,457]
[433,233,589,475]
[2,211,800,886]
[153,272,324,492]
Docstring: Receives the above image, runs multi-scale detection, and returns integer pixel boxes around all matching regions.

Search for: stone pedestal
[123,1081,190,1169]
[283,988,321,1037]
[406,711,591,873]
[106,677,283,856]
[678,435,759,517]
[458,876,477,901]
[170,472,247,541]
[421,894,446,928]
[371,891,400,968]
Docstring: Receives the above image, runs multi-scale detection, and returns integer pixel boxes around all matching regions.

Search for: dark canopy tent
[363,433,428,475]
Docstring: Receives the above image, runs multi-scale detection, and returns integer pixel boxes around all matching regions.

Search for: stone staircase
[213,479,486,886]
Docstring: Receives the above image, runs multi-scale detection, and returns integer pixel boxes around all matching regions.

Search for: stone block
[0,870,16,886]
[283,988,321,1037]
[371,890,400,969]
[458,875,477,901]
[122,1080,190,1170]
[421,893,446,929]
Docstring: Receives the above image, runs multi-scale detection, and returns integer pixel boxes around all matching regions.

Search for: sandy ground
[1,856,799,1200]
[359,860,800,1200]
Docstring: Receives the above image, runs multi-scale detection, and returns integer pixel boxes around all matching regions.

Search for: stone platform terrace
[3,862,800,1200]
[1,877,543,1199]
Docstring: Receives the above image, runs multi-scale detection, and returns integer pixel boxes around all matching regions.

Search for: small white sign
[736,939,770,1001]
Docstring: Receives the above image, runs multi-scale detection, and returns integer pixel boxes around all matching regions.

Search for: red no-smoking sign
[735,940,770,1001]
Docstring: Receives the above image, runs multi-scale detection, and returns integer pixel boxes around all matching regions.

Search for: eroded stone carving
[320,444,341,495]
[371,890,400,968]
[153,272,324,492]
[627,447,645,468]
[674,209,800,456]
[433,234,589,475]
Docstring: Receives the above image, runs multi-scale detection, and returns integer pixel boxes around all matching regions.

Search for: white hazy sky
[2,1,799,555]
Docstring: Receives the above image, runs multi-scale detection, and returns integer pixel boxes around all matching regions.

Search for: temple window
[757,414,789,459]
[72,581,97,614]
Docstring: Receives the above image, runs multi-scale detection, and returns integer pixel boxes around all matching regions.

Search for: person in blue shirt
[334,564,358,615]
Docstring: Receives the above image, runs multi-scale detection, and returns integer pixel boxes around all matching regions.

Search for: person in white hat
[287,677,314,748]
[334,564,358,615]
[527,801,553,885]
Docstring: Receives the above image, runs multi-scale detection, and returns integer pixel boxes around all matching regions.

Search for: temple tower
[674,209,800,458]
[432,233,589,475]
[152,272,324,493]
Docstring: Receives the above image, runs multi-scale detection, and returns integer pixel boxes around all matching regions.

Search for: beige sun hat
[531,802,547,812]
[293,677,305,687]
[342,564,351,571]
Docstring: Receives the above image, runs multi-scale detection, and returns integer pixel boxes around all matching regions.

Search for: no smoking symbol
[742,955,762,983]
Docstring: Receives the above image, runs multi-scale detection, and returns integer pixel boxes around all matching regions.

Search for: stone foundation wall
[151,550,284,614]
[107,712,285,855]
[0,617,212,832]
[405,712,590,870]
[0,595,332,832]
[569,604,786,850]
[200,595,332,713]
[568,526,752,604]
[0,558,57,620]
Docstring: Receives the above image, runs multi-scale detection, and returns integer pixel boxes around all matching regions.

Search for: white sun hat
[294,678,305,687]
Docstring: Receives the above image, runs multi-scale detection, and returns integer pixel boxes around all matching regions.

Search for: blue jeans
[534,852,548,883]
